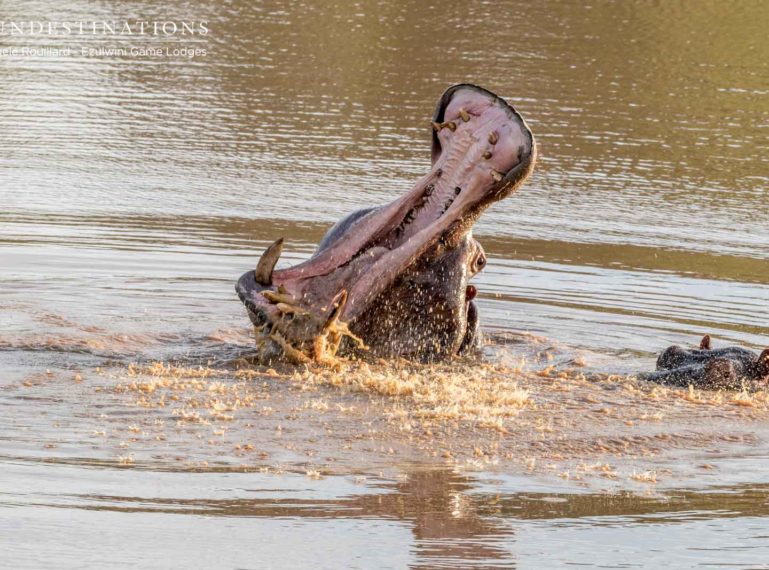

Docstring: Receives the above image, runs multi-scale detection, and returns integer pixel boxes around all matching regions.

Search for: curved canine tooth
[255,238,284,286]
[700,334,712,350]
[488,131,498,145]
[322,290,348,333]
[490,170,503,182]
[458,108,470,122]
[432,121,442,132]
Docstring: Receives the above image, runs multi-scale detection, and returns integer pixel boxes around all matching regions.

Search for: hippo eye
[475,255,486,270]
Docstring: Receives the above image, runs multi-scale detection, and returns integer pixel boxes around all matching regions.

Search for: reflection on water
[4,462,769,568]
[1,0,768,567]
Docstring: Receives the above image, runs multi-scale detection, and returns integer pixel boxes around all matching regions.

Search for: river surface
[1,1,768,568]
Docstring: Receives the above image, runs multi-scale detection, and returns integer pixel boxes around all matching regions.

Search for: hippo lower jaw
[237,84,536,363]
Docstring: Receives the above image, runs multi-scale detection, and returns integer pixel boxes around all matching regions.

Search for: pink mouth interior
[251,85,535,322]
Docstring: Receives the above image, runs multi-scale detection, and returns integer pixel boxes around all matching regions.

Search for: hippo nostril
[466,285,477,301]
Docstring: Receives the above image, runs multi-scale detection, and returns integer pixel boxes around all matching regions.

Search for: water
[5,464,769,568]
[1,0,769,567]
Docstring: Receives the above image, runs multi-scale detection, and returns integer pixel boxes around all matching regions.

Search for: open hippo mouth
[237,84,536,363]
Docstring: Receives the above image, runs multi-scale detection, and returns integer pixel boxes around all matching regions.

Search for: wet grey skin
[237,84,536,362]
[642,334,769,390]
[314,207,485,359]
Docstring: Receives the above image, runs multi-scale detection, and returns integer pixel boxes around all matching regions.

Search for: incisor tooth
[262,290,295,304]
[276,303,308,315]
[433,120,457,132]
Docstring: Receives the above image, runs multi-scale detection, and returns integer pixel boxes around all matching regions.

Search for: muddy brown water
[1,1,769,568]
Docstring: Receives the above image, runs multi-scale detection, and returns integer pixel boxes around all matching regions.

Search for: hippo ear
[700,334,712,350]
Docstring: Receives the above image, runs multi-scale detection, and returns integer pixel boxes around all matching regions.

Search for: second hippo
[643,334,769,390]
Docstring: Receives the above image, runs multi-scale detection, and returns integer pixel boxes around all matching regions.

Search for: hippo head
[646,334,769,389]
[237,84,536,363]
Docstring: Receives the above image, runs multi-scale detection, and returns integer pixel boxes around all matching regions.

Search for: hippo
[643,334,769,390]
[237,84,536,364]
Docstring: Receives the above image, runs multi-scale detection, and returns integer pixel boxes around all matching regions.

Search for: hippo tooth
[255,238,284,286]
[482,151,492,160]
[424,183,434,196]
[270,330,312,364]
[700,334,712,350]
[276,302,309,316]
[488,131,498,145]
[262,290,296,305]
[458,108,470,122]
[490,170,503,182]
[432,121,456,132]
[322,289,349,332]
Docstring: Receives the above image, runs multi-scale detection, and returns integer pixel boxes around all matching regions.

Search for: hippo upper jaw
[238,84,536,362]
